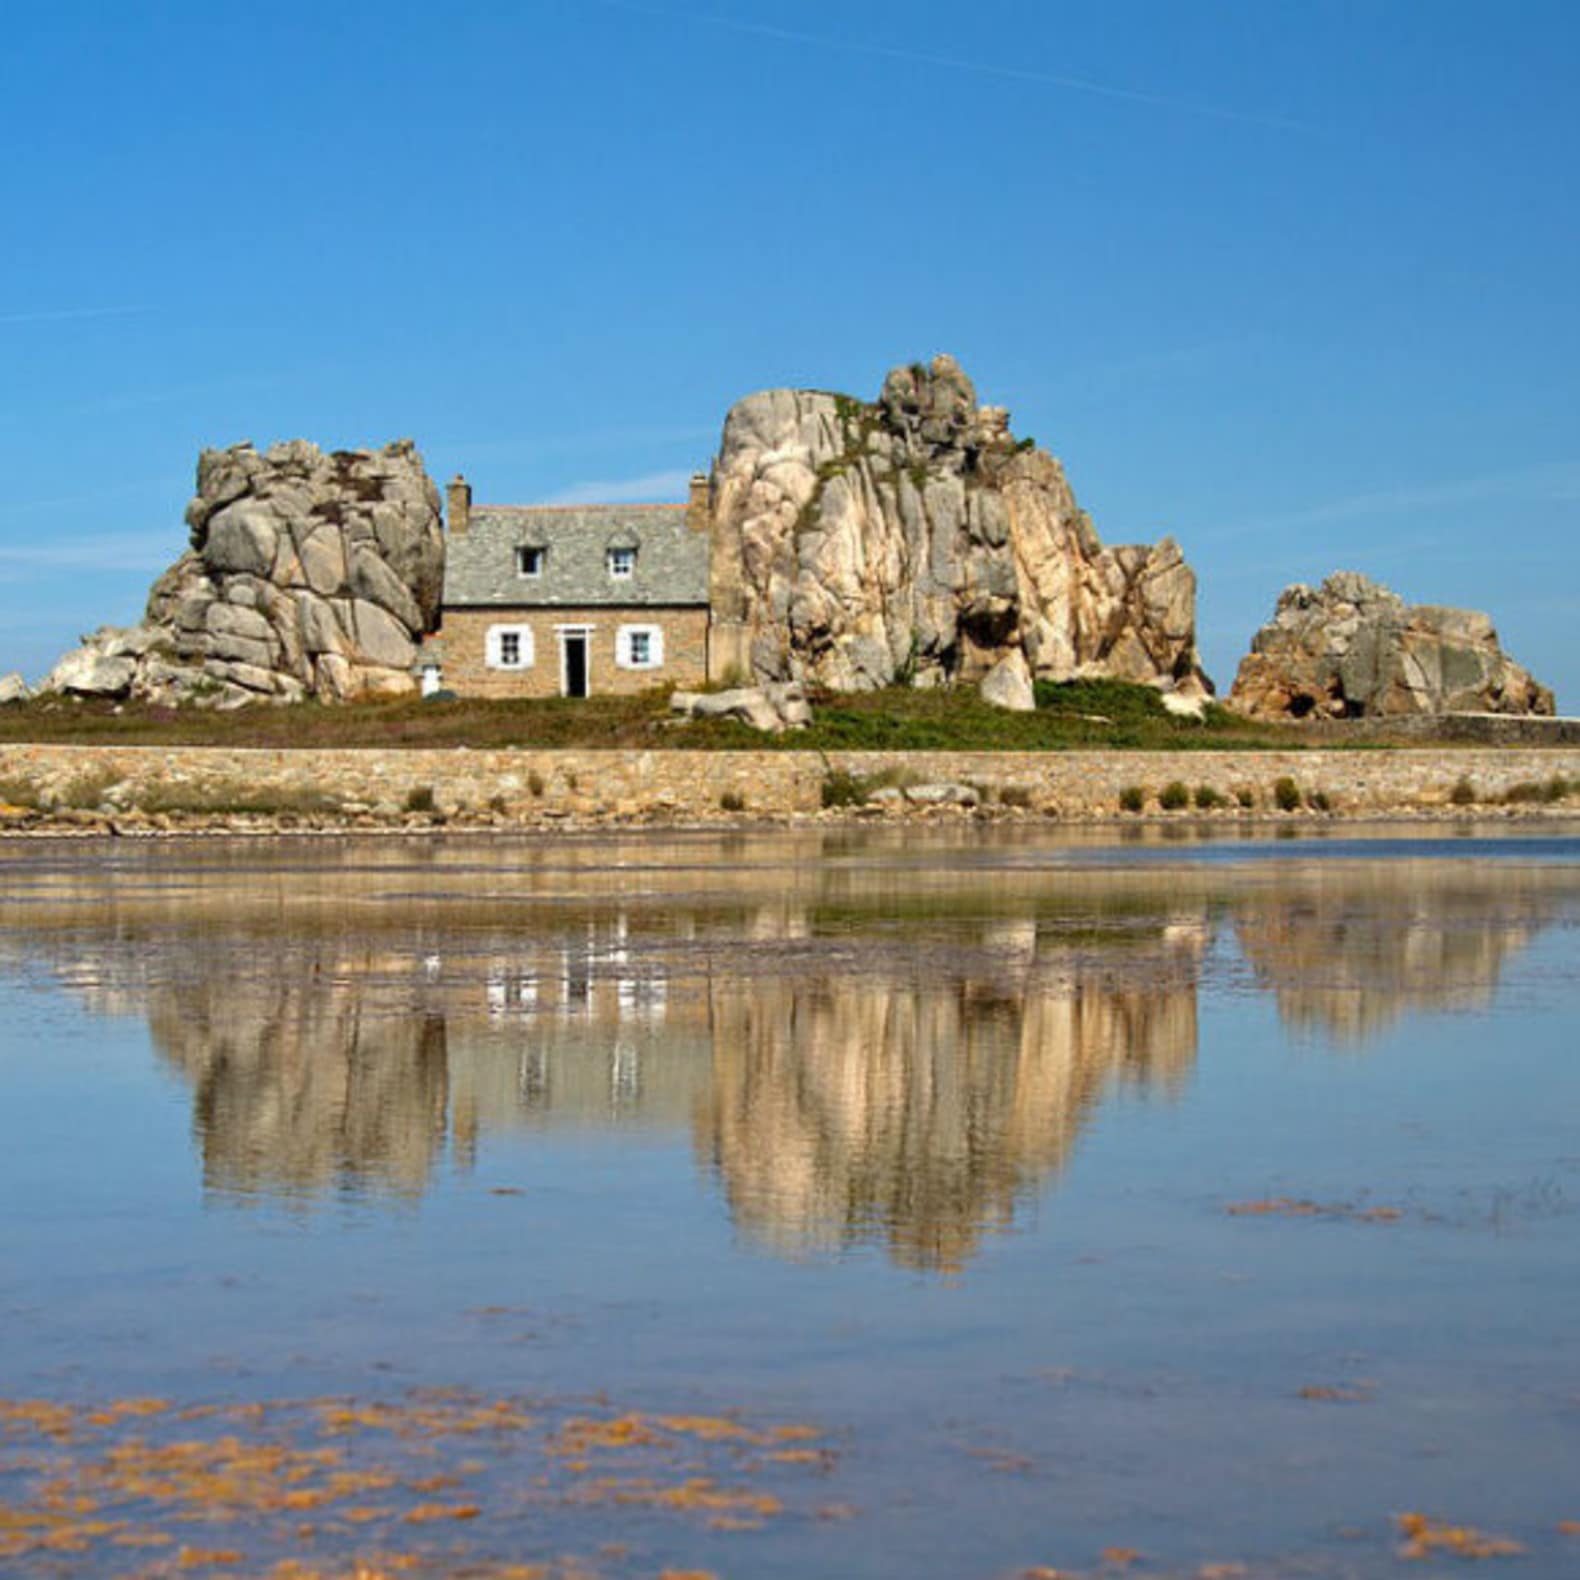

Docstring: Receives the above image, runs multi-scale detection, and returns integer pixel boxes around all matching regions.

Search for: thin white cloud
[546,468,694,505]
[0,532,176,573]
[0,305,155,328]
[593,0,1315,132]
[1195,461,1580,544]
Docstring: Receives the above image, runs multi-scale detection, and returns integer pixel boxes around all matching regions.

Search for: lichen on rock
[705,354,1209,698]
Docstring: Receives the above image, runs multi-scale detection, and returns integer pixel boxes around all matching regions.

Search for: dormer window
[516,545,545,578]
[607,546,635,580]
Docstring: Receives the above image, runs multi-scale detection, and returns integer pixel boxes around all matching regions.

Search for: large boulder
[669,682,811,733]
[42,629,158,697]
[42,439,443,707]
[1227,571,1554,720]
[705,354,1209,696]
[979,650,1035,712]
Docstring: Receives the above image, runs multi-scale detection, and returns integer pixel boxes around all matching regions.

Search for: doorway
[561,631,589,698]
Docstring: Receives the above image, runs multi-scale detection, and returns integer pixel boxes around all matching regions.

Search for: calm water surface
[1,826,1577,1578]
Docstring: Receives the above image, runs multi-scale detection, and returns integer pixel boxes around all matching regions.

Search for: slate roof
[443,504,710,609]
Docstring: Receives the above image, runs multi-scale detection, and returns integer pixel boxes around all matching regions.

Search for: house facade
[423,475,715,699]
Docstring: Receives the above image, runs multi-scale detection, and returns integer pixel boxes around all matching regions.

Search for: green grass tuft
[1273,776,1302,812]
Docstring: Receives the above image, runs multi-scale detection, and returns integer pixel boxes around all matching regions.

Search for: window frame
[616,623,664,671]
[515,545,545,579]
[486,623,535,671]
[606,545,636,580]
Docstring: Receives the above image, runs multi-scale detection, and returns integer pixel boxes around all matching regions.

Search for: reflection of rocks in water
[11,836,1571,1243]
[148,979,450,1200]
[701,932,1201,1272]
[1233,864,1556,1043]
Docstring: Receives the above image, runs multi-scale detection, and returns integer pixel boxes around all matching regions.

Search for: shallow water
[1,825,1578,1578]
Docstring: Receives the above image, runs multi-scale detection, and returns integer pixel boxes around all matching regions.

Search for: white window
[607,546,636,579]
[516,545,544,577]
[486,623,535,670]
[617,623,664,670]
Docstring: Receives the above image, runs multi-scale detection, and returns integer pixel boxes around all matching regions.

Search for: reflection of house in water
[6,841,1570,1266]
[143,920,713,1200]
[50,907,1206,1270]
[448,929,710,1145]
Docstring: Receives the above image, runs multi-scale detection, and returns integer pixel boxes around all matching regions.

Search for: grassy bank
[0,679,1301,753]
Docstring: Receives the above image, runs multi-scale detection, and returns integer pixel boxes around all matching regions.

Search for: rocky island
[1,354,1573,836]
[1228,570,1553,722]
[25,356,1211,715]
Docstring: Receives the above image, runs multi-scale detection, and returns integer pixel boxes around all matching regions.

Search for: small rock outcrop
[43,440,443,707]
[669,682,811,733]
[1228,571,1554,720]
[706,355,1208,697]
[0,672,31,705]
[979,651,1035,712]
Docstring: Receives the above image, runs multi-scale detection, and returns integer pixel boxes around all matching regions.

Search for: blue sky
[3,0,1576,703]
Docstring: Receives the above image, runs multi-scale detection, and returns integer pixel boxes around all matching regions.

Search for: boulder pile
[42,439,443,707]
[1228,571,1554,720]
[706,355,1208,699]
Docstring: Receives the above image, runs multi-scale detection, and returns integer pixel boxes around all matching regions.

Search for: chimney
[446,474,471,535]
[686,471,711,533]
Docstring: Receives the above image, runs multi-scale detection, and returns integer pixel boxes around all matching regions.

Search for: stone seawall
[3,745,1580,828]
[1305,713,1580,747]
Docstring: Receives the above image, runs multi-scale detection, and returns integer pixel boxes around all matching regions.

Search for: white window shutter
[649,625,664,667]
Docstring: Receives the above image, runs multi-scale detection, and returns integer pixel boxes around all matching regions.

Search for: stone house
[422,474,717,699]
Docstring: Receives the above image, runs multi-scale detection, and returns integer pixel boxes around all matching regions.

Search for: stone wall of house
[3,744,1578,825]
[435,608,709,699]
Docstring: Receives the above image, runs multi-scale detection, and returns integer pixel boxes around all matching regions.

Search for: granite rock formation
[1228,571,1554,720]
[706,355,1207,696]
[43,440,443,707]
[669,681,811,733]
[979,650,1035,712]
[0,672,33,705]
